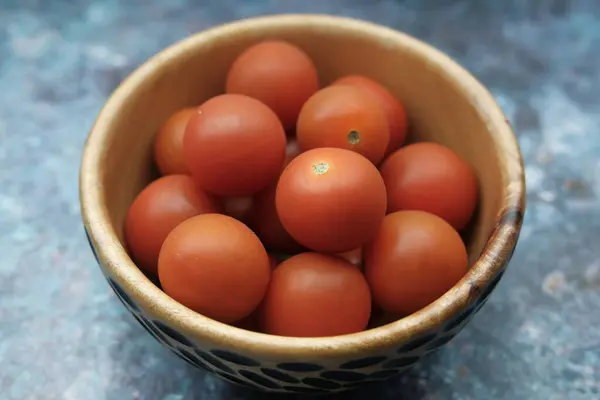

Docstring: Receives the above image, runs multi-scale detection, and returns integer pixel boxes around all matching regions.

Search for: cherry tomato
[380,142,478,230]
[226,40,319,130]
[153,107,197,175]
[364,211,468,315]
[338,248,363,267]
[276,148,387,253]
[184,94,287,196]
[125,175,221,275]
[222,196,254,223]
[332,75,408,155]
[248,181,305,254]
[285,138,301,165]
[296,85,390,164]
[158,214,271,323]
[233,310,261,332]
[367,307,401,329]
[260,252,371,337]
[247,143,304,254]
[268,254,278,269]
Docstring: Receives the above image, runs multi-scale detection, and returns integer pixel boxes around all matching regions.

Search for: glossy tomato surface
[153,107,197,175]
[296,85,390,164]
[364,210,468,316]
[158,214,271,323]
[276,148,387,253]
[226,40,319,130]
[260,252,371,337]
[124,175,220,275]
[184,94,287,197]
[380,142,479,230]
[332,75,408,155]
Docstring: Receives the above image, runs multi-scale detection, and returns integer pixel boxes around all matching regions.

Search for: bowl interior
[92,20,504,266]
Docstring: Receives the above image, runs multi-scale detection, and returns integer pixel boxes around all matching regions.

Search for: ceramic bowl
[80,14,525,394]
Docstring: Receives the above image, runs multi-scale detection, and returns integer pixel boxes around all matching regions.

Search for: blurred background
[1,1,599,399]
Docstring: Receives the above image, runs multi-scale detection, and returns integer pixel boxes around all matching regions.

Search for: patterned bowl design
[85,220,517,394]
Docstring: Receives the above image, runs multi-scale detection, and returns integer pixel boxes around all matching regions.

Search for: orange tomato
[296,85,390,164]
[233,310,261,332]
[285,138,301,165]
[364,211,467,315]
[248,182,305,254]
[338,248,363,268]
[226,40,319,130]
[332,75,408,155]
[268,254,278,269]
[276,148,387,253]
[260,253,371,337]
[158,214,271,323]
[184,94,286,196]
[222,196,254,223]
[153,107,196,175]
[380,142,478,230]
[124,175,220,275]
[247,141,304,254]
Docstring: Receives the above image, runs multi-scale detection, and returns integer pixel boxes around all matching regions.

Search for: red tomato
[296,85,390,165]
[248,182,305,254]
[285,138,301,165]
[332,75,408,155]
[367,307,401,329]
[226,40,319,130]
[124,175,221,275]
[233,310,261,332]
[337,248,363,268]
[222,196,254,223]
[364,211,467,315]
[247,142,304,254]
[153,107,197,175]
[380,142,478,230]
[276,148,387,253]
[158,214,271,323]
[260,252,371,337]
[184,94,287,196]
[268,254,278,269]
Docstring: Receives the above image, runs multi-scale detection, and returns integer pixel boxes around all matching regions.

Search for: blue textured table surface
[1,1,599,399]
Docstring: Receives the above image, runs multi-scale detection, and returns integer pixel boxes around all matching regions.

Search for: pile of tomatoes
[125,40,479,338]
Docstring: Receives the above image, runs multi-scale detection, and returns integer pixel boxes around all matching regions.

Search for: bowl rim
[80,14,526,358]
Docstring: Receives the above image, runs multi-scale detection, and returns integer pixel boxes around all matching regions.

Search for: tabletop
[1,1,599,399]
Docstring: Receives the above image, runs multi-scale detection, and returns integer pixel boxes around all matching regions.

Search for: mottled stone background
[1,0,599,399]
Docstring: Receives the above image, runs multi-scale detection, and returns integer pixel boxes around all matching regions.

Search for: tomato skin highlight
[226,40,319,130]
[124,175,221,276]
[332,75,408,155]
[260,252,372,337]
[158,214,271,324]
[184,94,287,197]
[365,210,468,316]
[296,85,390,165]
[276,147,387,253]
[153,107,197,175]
[380,142,478,230]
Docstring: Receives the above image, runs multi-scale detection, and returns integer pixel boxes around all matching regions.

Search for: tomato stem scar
[347,130,361,145]
[312,162,329,175]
